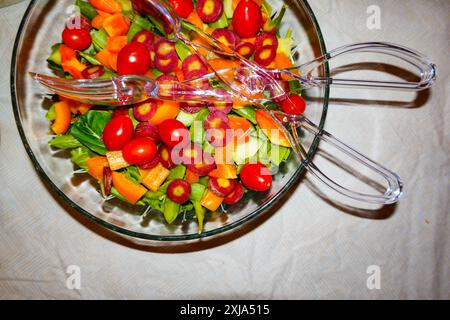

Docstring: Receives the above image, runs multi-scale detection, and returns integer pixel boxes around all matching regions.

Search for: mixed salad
[45,0,307,233]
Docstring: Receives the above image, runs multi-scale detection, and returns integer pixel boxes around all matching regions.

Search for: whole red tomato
[240,162,272,191]
[167,0,194,18]
[117,42,151,76]
[280,95,306,115]
[62,28,92,51]
[122,138,157,165]
[102,115,134,151]
[158,119,190,148]
[232,0,263,38]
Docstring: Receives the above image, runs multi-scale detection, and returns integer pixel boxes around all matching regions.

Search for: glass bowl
[11,0,329,246]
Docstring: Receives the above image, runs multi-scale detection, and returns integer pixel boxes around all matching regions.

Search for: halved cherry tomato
[117,42,151,75]
[168,0,194,19]
[280,95,306,115]
[102,115,134,151]
[232,0,262,38]
[240,162,272,191]
[158,119,190,148]
[122,138,157,165]
[62,28,92,51]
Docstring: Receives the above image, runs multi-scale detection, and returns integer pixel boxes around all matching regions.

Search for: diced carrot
[87,156,109,180]
[208,164,238,179]
[186,10,204,31]
[89,0,122,14]
[185,169,200,184]
[95,48,113,69]
[148,100,180,126]
[108,53,119,71]
[255,110,290,147]
[207,59,242,73]
[201,190,224,212]
[112,172,147,205]
[103,13,130,37]
[106,35,128,53]
[91,13,108,29]
[59,44,87,79]
[228,116,252,145]
[51,100,72,135]
[274,52,294,69]
[139,163,171,192]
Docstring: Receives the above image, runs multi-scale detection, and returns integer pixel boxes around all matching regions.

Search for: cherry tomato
[117,42,151,76]
[102,115,134,151]
[158,119,190,148]
[122,138,158,165]
[232,0,263,38]
[280,95,306,115]
[167,0,194,19]
[240,162,272,191]
[62,28,92,51]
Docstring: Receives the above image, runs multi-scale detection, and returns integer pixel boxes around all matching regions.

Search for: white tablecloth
[0,0,448,299]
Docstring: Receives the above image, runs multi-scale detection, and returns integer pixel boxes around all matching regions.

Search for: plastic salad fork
[32,0,438,205]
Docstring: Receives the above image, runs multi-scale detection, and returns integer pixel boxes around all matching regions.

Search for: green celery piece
[198,176,209,187]
[176,110,198,127]
[203,141,215,155]
[91,29,108,51]
[233,107,257,124]
[175,40,191,61]
[70,147,94,171]
[163,198,181,224]
[47,44,61,66]
[127,21,143,42]
[190,183,206,202]
[117,0,133,13]
[209,11,229,29]
[256,141,272,166]
[75,0,97,20]
[168,165,186,181]
[224,0,233,18]
[79,52,102,66]
[111,187,127,203]
[262,0,273,15]
[269,144,290,166]
[46,103,57,121]
[123,166,141,184]
[193,201,206,234]
[189,109,209,143]
[49,135,82,149]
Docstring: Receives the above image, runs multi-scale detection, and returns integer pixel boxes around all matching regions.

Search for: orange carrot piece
[255,110,290,147]
[59,44,87,79]
[103,13,130,37]
[148,100,180,126]
[108,53,119,71]
[201,190,224,212]
[95,48,113,69]
[89,0,122,14]
[112,172,147,205]
[186,10,204,30]
[106,35,128,53]
[91,14,108,29]
[185,169,200,184]
[87,156,109,180]
[228,116,252,145]
[208,164,238,180]
[207,59,242,72]
[51,100,72,135]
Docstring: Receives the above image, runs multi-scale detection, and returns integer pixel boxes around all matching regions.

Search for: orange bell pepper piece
[208,164,238,179]
[87,156,109,180]
[185,169,200,184]
[106,35,128,53]
[112,172,147,205]
[89,0,122,14]
[255,110,290,147]
[103,13,130,37]
[59,44,87,79]
[201,190,224,212]
[148,100,180,126]
[95,48,113,69]
[51,100,72,135]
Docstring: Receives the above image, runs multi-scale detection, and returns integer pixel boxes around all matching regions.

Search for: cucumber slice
[224,0,234,19]
[176,110,198,127]
[269,144,291,166]
[47,44,61,66]
[209,11,229,29]
[175,40,191,61]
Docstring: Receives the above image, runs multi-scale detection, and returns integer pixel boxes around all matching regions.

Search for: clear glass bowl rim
[10,0,330,242]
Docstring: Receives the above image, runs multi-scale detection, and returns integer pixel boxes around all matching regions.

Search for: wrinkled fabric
[0,0,448,299]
